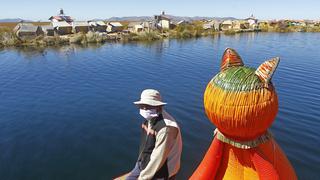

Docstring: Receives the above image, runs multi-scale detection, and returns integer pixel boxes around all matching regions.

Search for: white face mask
[140,109,158,120]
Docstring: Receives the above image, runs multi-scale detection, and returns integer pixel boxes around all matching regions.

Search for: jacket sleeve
[138,126,178,180]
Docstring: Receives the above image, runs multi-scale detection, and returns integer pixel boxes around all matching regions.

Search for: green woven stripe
[211,66,266,91]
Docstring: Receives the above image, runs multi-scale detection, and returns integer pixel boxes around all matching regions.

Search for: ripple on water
[0,34,320,179]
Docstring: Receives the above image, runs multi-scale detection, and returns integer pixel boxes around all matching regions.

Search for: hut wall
[74,26,89,33]
[56,27,73,35]
[45,30,54,36]
[92,26,106,32]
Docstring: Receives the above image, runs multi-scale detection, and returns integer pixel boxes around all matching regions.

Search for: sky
[0,0,319,21]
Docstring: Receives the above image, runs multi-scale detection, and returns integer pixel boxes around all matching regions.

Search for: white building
[106,22,124,33]
[88,21,107,32]
[245,14,258,29]
[49,9,73,23]
[13,23,43,39]
[221,20,233,30]
[72,21,90,33]
[128,22,144,33]
[49,9,73,35]
[203,20,220,31]
[52,21,72,35]
[154,11,171,29]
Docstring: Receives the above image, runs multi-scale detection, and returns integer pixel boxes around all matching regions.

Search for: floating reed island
[1,10,320,48]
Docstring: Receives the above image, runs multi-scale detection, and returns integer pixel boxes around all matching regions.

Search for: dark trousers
[126,162,176,180]
[125,162,141,180]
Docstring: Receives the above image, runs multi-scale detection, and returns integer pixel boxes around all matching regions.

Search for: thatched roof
[88,21,106,26]
[222,20,233,25]
[13,23,39,33]
[72,21,89,27]
[41,25,54,31]
[49,15,73,22]
[128,22,142,27]
[108,22,123,27]
[52,21,72,28]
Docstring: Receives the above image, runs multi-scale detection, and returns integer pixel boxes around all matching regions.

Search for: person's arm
[138,127,178,180]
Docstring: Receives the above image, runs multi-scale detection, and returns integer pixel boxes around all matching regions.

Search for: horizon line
[1,15,320,21]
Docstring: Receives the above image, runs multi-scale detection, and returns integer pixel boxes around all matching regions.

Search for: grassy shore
[1,21,320,48]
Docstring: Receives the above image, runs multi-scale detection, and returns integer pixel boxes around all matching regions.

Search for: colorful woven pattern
[190,48,297,180]
[220,48,244,71]
[205,77,278,140]
[255,57,280,83]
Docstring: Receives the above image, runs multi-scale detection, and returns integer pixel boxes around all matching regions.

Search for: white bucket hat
[134,89,167,106]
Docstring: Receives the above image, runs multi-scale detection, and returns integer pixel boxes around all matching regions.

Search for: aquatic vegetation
[1,20,320,48]
[69,33,86,44]
[169,23,206,39]
[223,29,236,35]
[86,31,107,43]
[122,31,161,41]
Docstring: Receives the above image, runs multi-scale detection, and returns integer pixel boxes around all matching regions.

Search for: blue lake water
[0,33,319,180]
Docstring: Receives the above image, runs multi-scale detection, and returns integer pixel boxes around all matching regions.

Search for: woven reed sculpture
[190,48,297,180]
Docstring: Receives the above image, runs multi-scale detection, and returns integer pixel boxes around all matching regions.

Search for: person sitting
[126,89,183,180]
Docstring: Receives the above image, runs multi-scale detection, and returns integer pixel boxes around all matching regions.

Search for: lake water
[0,33,319,180]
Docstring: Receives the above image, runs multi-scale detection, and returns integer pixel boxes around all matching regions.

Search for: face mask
[140,109,158,120]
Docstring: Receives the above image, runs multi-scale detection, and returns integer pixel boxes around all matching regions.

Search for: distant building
[13,23,43,39]
[239,20,250,29]
[200,19,210,23]
[213,20,222,31]
[221,20,233,31]
[52,21,72,35]
[49,9,73,35]
[245,14,258,29]
[72,21,90,33]
[141,21,157,32]
[268,20,278,27]
[106,22,123,33]
[277,20,289,29]
[304,20,315,27]
[41,25,54,36]
[203,23,213,30]
[128,22,144,33]
[176,20,190,26]
[88,21,107,32]
[203,20,220,30]
[49,9,73,23]
[258,20,269,27]
[286,20,299,26]
[154,11,171,29]
[232,20,241,30]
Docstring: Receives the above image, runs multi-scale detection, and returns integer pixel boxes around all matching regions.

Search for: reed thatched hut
[13,23,43,39]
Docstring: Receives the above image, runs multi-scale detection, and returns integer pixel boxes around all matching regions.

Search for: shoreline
[1,27,320,49]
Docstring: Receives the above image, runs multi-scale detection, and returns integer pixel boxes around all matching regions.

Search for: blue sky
[0,0,319,21]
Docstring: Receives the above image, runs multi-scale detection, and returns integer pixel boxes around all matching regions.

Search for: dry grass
[0,22,50,30]
[0,22,18,30]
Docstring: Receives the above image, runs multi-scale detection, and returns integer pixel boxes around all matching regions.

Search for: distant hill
[106,16,237,22]
[106,16,153,22]
[0,18,33,23]
[0,16,238,23]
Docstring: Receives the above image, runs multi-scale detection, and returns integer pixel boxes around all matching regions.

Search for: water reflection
[1,43,107,59]
[0,34,258,59]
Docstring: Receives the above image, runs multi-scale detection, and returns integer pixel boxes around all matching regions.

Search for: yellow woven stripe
[216,144,259,180]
